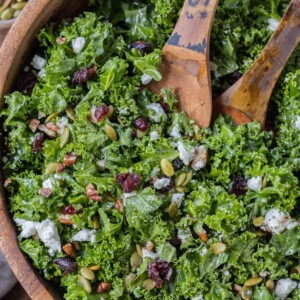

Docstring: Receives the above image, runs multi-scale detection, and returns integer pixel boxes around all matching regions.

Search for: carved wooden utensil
[148,0,219,128]
[214,0,300,127]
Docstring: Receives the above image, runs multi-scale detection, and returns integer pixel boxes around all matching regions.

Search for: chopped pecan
[29,119,40,133]
[59,216,75,225]
[4,178,12,188]
[38,188,52,198]
[198,229,209,243]
[97,282,111,294]
[56,163,65,173]
[114,200,124,213]
[86,183,102,202]
[63,243,77,258]
[64,153,77,167]
[46,122,60,132]
[38,124,57,138]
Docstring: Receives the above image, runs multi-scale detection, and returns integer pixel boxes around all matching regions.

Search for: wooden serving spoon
[214,0,300,126]
[148,0,219,128]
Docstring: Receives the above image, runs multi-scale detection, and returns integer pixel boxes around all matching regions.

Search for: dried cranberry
[72,65,97,85]
[168,237,182,248]
[131,41,153,56]
[115,173,142,193]
[95,105,109,122]
[229,176,247,197]
[17,71,37,94]
[32,133,45,154]
[133,117,149,132]
[148,260,173,288]
[172,159,182,171]
[53,257,78,275]
[159,99,170,113]
[61,205,82,215]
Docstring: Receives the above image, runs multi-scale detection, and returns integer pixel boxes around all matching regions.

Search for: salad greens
[1,0,300,299]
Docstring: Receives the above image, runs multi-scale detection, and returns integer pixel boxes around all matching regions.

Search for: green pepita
[161,159,174,177]
[60,127,70,148]
[168,202,178,218]
[45,112,60,123]
[80,268,95,281]
[104,124,117,141]
[253,216,264,227]
[78,275,92,293]
[136,244,143,257]
[11,2,27,10]
[93,215,100,230]
[66,105,76,121]
[266,279,275,292]
[45,163,58,174]
[175,173,187,187]
[130,251,142,269]
[1,8,13,20]
[143,279,156,291]
[182,171,193,186]
[240,286,253,300]
[244,277,262,287]
[210,243,227,254]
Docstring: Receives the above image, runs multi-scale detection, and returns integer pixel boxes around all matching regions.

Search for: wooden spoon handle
[217,0,300,125]
[164,0,218,61]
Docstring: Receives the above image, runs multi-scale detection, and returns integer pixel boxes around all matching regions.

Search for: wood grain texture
[214,0,300,127]
[0,0,85,299]
[148,0,218,128]
[0,19,15,46]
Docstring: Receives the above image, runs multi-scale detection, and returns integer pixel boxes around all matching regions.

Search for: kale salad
[2,0,300,299]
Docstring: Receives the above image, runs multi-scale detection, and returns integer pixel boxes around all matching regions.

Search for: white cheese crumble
[36,219,61,256]
[42,179,54,191]
[15,219,38,239]
[247,176,262,191]
[200,247,208,256]
[262,208,292,234]
[295,116,300,130]
[172,193,184,208]
[150,131,159,141]
[170,125,181,139]
[191,146,207,171]
[146,103,166,122]
[224,271,230,276]
[268,18,280,32]
[177,141,193,165]
[72,229,96,243]
[57,117,69,134]
[274,279,297,300]
[141,74,153,85]
[154,178,171,190]
[38,68,46,78]
[142,248,157,260]
[72,37,86,54]
[31,55,47,70]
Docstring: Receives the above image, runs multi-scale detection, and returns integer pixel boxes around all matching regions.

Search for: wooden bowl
[0,18,15,46]
[0,0,86,299]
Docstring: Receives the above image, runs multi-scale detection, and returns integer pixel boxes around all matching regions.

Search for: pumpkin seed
[78,275,92,293]
[266,279,275,291]
[244,277,262,287]
[143,279,156,291]
[262,175,267,188]
[45,112,60,123]
[182,171,193,186]
[107,105,114,118]
[176,187,185,193]
[60,127,70,148]
[81,268,95,280]
[93,215,100,230]
[255,231,267,237]
[89,265,101,271]
[168,202,178,218]
[240,286,253,300]
[1,8,13,20]
[210,243,227,254]
[253,216,264,227]
[104,124,117,141]
[175,173,187,187]
[130,251,142,269]
[136,129,147,138]
[11,2,26,9]
[161,159,175,177]
[136,244,143,257]
[66,105,76,121]
[45,163,58,174]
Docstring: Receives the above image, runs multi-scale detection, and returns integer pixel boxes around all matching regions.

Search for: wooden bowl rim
[0,0,85,299]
